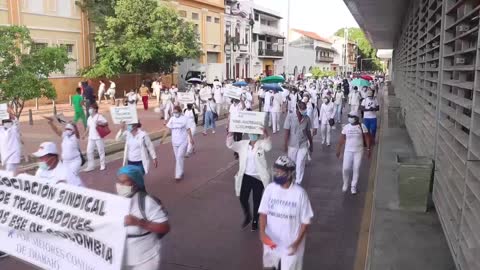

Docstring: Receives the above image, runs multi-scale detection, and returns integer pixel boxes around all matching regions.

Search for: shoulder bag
[95,115,111,138]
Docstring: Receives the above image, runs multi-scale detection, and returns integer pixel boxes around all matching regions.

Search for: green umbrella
[261,75,285,84]
[351,78,371,88]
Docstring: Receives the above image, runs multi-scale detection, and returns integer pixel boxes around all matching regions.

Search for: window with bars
[214,17,220,24]
[206,16,212,22]
[31,42,48,53]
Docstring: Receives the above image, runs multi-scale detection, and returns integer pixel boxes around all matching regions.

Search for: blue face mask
[127,125,134,132]
[273,175,289,185]
[38,161,50,170]
[248,134,259,141]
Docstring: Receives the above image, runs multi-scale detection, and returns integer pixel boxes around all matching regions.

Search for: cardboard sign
[223,87,242,100]
[0,172,130,270]
[199,88,212,101]
[110,106,138,124]
[177,92,195,104]
[229,111,266,135]
[0,104,9,120]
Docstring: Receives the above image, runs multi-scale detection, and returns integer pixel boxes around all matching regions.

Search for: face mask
[173,112,181,118]
[248,134,259,141]
[323,99,329,103]
[88,108,95,115]
[65,130,74,136]
[115,183,134,197]
[368,95,374,98]
[299,110,307,116]
[273,175,289,185]
[348,117,356,124]
[38,161,50,170]
[302,97,309,103]
[3,122,12,129]
[127,125,134,132]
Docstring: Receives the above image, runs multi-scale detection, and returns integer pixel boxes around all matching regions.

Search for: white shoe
[83,167,95,172]
[100,166,106,171]
[321,141,325,145]
[212,130,216,134]
[342,183,348,192]
[351,186,357,195]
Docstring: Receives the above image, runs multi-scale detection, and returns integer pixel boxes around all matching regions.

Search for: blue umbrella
[233,81,248,87]
[261,83,283,92]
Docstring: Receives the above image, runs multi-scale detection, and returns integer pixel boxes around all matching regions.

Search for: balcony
[317,56,334,63]
[258,48,284,58]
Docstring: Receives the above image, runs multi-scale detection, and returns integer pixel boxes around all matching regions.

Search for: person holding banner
[83,103,108,172]
[116,122,158,175]
[284,102,313,185]
[0,110,22,174]
[164,106,194,181]
[228,98,245,159]
[226,128,271,231]
[32,142,84,186]
[116,165,170,270]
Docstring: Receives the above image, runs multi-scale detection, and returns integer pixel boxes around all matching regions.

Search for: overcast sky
[254,0,359,38]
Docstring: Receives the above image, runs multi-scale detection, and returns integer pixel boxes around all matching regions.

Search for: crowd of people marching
[0,73,383,270]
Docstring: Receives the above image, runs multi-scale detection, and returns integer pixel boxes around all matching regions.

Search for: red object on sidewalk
[142,96,148,110]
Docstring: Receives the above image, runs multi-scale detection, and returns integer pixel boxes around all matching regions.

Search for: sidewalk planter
[396,155,434,212]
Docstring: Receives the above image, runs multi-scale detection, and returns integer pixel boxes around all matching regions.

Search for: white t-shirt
[263,91,273,112]
[342,123,368,152]
[125,192,168,266]
[126,133,142,162]
[35,161,84,186]
[334,91,344,105]
[270,93,283,113]
[61,132,80,161]
[319,102,335,124]
[361,98,379,119]
[229,103,242,114]
[258,182,313,254]
[98,83,105,94]
[167,115,189,146]
[349,91,361,106]
[242,92,253,109]
[214,87,223,103]
[287,94,297,113]
[244,145,258,177]
[87,114,108,140]
[0,123,22,165]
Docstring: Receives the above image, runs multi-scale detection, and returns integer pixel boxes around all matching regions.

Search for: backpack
[127,192,169,239]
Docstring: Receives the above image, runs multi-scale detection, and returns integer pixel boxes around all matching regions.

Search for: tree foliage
[75,0,116,29]
[311,67,336,79]
[334,27,382,71]
[0,26,70,117]
[82,0,202,78]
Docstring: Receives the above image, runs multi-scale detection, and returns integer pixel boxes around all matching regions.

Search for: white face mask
[302,97,309,103]
[88,108,95,115]
[65,130,74,136]
[115,183,134,197]
[173,112,181,118]
[323,99,329,103]
[3,122,13,129]
[348,117,356,124]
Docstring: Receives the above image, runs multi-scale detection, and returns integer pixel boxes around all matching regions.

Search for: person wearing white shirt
[259,156,313,270]
[107,80,116,105]
[0,116,22,174]
[348,86,361,113]
[161,90,173,122]
[116,122,158,175]
[213,85,224,116]
[258,88,265,112]
[241,88,254,111]
[263,90,273,127]
[319,97,336,146]
[333,88,345,123]
[32,142,84,187]
[270,91,283,133]
[302,94,319,137]
[164,106,194,181]
[83,103,108,171]
[360,90,380,140]
[126,89,139,108]
[336,111,371,194]
[203,98,217,135]
[152,79,162,104]
[184,104,198,156]
[226,129,271,231]
[45,119,83,176]
[116,165,170,270]
[98,80,106,104]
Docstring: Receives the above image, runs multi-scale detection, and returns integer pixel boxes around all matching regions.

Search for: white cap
[65,123,74,130]
[349,111,359,117]
[32,142,58,157]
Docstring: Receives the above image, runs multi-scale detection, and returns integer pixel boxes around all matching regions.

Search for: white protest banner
[0,172,130,270]
[199,88,212,101]
[110,106,138,125]
[177,92,195,104]
[223,87,242,100]
[229,111,266,135]
[0,103,9,120]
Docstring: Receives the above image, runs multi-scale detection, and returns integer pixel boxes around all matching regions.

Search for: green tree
[334,27,382,71]
[311,67,336,79]
[82,0,202,78]
[0,26,70,117]
[75,0,117,30]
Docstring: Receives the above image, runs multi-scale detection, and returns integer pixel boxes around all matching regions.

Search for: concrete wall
[287,46,315,75]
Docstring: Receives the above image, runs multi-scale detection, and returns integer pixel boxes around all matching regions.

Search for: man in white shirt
[259,156,313,270]
[319,97,335,146]
[213,84,224,116]
[241,88,254,111]
[264,90,273,128]
[270,91,283,133]
[360,90,380,141]
[98,80,106,104]
[348,86,361,113]
[152,79,162,104]
[83,104,108,171]
[32,142,84,186]
[107,80,116,105]
[0,117,22,174]
[333,87,345,123]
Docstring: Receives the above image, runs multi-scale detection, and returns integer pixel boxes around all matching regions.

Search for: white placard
[177,92,195,104]
[0,104,9,120]
[199,88,212,101]
[229,111,266,135]
[223,88,242,100]
[0,172,130,270]
[110,106,138,124]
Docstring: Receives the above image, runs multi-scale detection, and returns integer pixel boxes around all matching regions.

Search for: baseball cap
[33,142,58,157]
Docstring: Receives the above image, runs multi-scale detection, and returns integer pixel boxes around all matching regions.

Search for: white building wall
[288,46,315,75]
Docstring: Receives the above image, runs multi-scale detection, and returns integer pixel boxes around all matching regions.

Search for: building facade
[250,4,285,77]
[330,35,357,75]
[224,0,253,80]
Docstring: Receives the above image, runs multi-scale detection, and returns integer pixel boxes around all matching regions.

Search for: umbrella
[351,78,371,88]
[261,75,285,84]
[187,77,202,84]
[261,83,283,92]
[233,81,248,87]
[361,75,374,81]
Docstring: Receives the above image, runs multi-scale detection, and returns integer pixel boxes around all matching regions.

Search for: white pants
[64,157,82,176]
[164,107,170,121]
[216,103,222,116]
[123,253,161,270]
[288,146,309,184]
[271,112,280,133]
[187,125,196,155]
[5,163,19,173]
[87,139,105,169]
[173,142,187,178]
[266,112,272,127]
[320,123,331,144]
[342,150,364,188]
[263,244,304,270]
[350,104,359,113]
